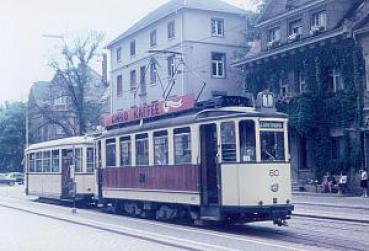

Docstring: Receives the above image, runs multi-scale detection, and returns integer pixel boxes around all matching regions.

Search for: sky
[0,0,257,103]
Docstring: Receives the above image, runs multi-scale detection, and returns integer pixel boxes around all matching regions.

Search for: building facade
[234,0,369,187]
[28,69,108,144]
[107,0,249,112]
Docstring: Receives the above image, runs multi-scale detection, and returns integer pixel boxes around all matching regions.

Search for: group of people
[321,169,368,197]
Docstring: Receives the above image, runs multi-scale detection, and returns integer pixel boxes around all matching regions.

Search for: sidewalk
[292,192,369,223]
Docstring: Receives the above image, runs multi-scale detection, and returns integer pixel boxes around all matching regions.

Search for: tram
[25,136,96,202]
[97,92,293,225]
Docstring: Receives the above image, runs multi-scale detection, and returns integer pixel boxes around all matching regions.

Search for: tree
[0,102,27,172]
[44,31,105,136]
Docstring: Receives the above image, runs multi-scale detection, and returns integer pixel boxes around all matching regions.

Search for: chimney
[102,53,108,85]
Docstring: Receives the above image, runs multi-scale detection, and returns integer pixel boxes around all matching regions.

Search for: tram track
[1,191,367,251]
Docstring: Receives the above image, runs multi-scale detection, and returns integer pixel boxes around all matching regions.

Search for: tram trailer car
[97,93,294,225]
[25,137,97,203]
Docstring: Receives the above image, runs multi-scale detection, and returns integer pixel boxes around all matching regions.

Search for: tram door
[62,149,74,198]
[200,124,219,205]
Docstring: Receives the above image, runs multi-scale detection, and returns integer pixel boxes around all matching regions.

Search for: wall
[110,9,247,111]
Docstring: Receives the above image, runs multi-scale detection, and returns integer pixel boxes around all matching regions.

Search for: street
[0,185,368,251]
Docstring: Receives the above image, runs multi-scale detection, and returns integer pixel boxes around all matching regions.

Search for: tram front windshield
[260,131,285,161]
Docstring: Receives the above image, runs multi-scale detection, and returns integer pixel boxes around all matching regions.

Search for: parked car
[0,172,24,185]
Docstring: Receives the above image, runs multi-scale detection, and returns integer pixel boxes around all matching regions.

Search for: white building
[107,0,248,111]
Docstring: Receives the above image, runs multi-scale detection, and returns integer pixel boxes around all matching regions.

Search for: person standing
[338,171,348,195]
[360,169,368,198]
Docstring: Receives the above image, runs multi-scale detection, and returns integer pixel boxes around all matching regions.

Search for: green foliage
[0,102,27,172]
[246,41,365,176]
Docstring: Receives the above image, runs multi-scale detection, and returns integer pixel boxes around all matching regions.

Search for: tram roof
[26,136,95,152]
[100,107,288,138]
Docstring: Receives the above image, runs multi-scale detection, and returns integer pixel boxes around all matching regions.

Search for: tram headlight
[271,182,279,193]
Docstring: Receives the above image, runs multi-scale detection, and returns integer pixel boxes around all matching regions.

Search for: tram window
[87,148,95,172]
[154,131,168,165]
[260,131,285,161]
[36,152,43,172]
[221,122,236,162]
[43,151,51,172]
[120,137,132,167]
[74,148,83,172]
[239,121,256,162]
[136,134,149,166]
[52,150,60,172]
[106,139,116,167]
[174,127,192,164]
[29,153,35,172]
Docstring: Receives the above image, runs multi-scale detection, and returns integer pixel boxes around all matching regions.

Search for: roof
[257,0,324,26]
[107,0,246,48]
[29,81,51,105]
[101,107,287,138]
[26,136,94,152]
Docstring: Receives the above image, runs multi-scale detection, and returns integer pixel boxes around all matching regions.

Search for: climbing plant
[246,40,365,177]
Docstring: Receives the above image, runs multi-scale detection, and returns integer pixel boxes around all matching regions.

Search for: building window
[29,153,36,172]
[268,27,280,43]
[311,11,327,30]
[120,136,131,166]
[43,151,51,173]
[106,139,116,168]
[130,70,137,91]
[211,18,224,37]
[54,96,70,106]
[75,148,83,173]
[86,147,94,172]
[239,121,256,162]
[36,152,43,172]
[150,30,157,47]
[280,80,289,97]
[289,20,302,35]
[154,131,168,165]
[221,122,236,162]
[117,75,123,96]
[130,40,136,56]
[168,21,175,39]
[52,150,60,172]
[174,127,192,164]
[298,71,307,93]
[136,134,149,166]
[55,126,65,135]
[167,55,176,78]
[116,47,122,64]
[150,62,157,85]
[140,66,147,96]
[211,53,226,78]
[328,68,344,93]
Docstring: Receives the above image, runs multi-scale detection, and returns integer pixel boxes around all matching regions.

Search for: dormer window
[267,27,280,49]
[310,11,327,34]
[289,20,302,42]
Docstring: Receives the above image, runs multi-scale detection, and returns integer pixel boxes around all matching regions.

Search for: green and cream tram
[97,93,293,225]
[25,136,96,202]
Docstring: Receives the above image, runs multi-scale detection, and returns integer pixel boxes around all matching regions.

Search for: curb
[293,202,369,211]
[293,213,369,225]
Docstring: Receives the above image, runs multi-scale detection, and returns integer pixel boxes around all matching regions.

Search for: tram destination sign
[260,121,284,129]
[104,94,195,127]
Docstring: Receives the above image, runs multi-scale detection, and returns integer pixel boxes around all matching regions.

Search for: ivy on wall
[246,40,365,177]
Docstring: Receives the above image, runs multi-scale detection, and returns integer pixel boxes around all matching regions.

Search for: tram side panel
[101,165,201,205]
[27,174,62,199]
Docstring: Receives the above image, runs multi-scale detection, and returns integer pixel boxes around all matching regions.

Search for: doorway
[200,123,219,205]
[62,149,74,199]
